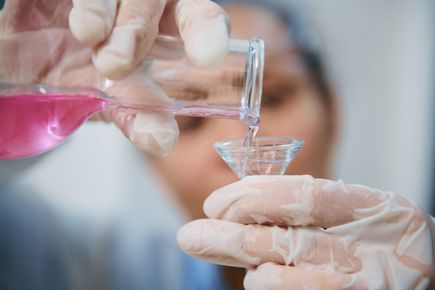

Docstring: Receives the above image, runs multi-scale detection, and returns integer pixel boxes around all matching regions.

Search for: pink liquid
[0,93,109,160]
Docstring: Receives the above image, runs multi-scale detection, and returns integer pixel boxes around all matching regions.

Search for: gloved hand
[0,0,230,156]
[178,175,435,290]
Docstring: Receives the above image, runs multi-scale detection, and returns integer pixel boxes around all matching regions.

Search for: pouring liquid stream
[243,125,258,147]
[239,125,259,175]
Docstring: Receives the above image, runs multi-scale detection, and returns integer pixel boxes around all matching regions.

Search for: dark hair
[214,0,332,110]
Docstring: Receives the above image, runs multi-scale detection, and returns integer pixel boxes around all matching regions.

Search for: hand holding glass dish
[0,35,303,175]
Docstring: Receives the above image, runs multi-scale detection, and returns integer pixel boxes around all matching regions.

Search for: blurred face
[153,4,337,219]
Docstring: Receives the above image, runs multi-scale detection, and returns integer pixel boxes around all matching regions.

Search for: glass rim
[214,136,304,152]
[156,36,265,127]
[241,37,264,126]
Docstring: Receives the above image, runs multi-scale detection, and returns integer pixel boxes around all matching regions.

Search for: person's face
[153,4,337,219]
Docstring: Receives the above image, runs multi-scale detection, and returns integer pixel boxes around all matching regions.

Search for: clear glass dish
[214,136,304,178]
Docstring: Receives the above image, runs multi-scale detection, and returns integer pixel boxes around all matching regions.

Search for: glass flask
[0,35,264,160]
[215,136,304,178]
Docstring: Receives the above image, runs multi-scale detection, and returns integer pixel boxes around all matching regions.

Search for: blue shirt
[0,182,229,290]
[182,254,229,290]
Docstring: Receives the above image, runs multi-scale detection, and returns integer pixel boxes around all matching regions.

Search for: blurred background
[304,0,435,214]
[0,0,434,287]
[13,0,434,213]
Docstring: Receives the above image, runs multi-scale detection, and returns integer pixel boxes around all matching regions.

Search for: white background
[304,0,434,211]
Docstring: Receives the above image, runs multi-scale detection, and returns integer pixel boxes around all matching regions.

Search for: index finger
[92,0,167,79]
[204,175,388,228]
[174,0,230,68]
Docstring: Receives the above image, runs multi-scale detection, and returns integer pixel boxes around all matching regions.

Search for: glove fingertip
[184,14,230,68]
[129,113,179,157]
[177,220,205,253]
[203,194,221,218]
[92,48,134,80]
[69,5,113,46]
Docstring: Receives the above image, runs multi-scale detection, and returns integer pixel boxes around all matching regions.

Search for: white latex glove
[178,175,435,290]
[69,0,230,78]
[0,0,229,156]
